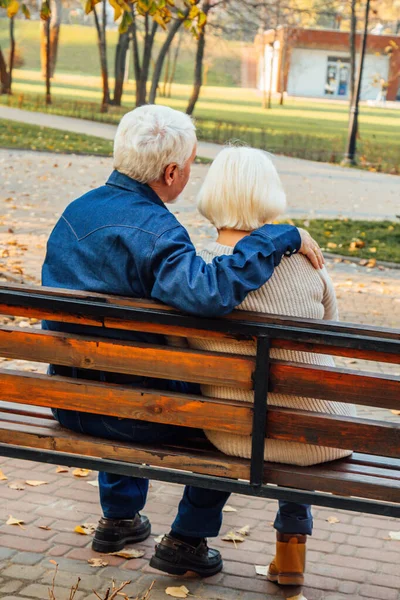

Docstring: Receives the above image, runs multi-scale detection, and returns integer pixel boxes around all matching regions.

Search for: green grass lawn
[288,219,400,264]
[0,118,114,155]
[0,19,242,86]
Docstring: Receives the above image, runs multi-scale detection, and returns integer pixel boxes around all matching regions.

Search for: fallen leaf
[108,548,145,559]
[8,482,25,490]
[88,558,108,567]
[327,516,340,524]
[349,239,365,251]
[369,247,377,253]
[222,505,237,513]
[366,259,377,268]
[73,468,91,478]
[0,469,7,481]
[222,530,245,547]
[236,525,251,536]
[391,410,400,416]
[87,480,99,487]
[6,515,25,528]
[49,559,58,565]
[388,531,400,541]
[56,466,69,473]
[39,525,52,530]
[255,565,268,575]
[288,595,308,600]
[26,480,48,487]
[327,242,337,249]
[165,586,190,598]
[74,523,97,535]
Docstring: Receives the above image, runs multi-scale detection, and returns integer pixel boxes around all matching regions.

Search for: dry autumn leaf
[26,480,48,487]
[74,523,97,535]
[221,530,245,548]
[222,505,237,513]
[255,565,268,576]
[8,482,25,490]
[165,586,190,598]
[88,558,108,568]
[391,410,400,416]
[327,516,340,524]
[87,480,99,487]
[6,515,25,528]
[236,525,251,536]
[0,469,7,481]
[56,466,69,473]
[154,534,164,544]
[388,531,400,541]
[108,548,145,559]
[39,525,52,531]
[73,468,91,478]
[288,595,308,600]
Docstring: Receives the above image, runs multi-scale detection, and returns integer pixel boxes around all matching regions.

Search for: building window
[325,57,350,96]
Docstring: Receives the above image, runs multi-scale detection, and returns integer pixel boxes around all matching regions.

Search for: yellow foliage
[7,0,20,18]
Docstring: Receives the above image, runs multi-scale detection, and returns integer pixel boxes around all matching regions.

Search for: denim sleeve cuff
[258,225,301,257]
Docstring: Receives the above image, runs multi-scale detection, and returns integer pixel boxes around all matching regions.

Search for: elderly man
[42,105,323,578]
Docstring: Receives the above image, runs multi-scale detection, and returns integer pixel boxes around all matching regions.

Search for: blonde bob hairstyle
[197,146,287,231]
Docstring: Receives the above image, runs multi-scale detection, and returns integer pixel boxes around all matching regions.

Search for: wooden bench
[0,283,399,519]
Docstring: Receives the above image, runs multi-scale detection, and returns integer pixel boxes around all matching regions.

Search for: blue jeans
[53,409,313,537]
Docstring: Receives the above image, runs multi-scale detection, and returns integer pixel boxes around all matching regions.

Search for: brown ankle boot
[267,532,307,586]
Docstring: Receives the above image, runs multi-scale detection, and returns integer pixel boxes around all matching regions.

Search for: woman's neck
[217,229,253,248]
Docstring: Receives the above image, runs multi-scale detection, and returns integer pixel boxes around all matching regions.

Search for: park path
[0,150,399,599]
[1,105,400,220]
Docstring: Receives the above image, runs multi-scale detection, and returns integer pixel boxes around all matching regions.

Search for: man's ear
[164,163,178,187]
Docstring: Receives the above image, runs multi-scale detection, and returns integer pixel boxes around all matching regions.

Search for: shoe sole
[267,571,304,586]
[92,525,151,554]
[149,555,223,578]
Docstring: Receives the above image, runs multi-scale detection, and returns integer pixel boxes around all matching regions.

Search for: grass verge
[286,219,400,264]
[0,118,114,155]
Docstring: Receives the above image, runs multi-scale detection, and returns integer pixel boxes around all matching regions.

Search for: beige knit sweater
[188,242,356,467]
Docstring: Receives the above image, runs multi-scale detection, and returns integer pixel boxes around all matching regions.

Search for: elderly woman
[189,146,356,586]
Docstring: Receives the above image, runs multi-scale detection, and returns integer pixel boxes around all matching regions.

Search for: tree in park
[85,0,206,111]
[40,0,63,81]
[0,0,31,94]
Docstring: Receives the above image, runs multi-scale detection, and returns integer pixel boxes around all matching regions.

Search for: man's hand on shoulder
[298,228,324,270]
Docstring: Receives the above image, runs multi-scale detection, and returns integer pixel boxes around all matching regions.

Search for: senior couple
[43,105,353,587]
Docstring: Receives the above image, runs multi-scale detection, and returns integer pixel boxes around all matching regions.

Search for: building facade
[256,27,400,101]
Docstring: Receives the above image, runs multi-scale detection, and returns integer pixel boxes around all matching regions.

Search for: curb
[325,252,400,270]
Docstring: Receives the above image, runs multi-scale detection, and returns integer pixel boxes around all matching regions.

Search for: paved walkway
[0,148,399,600]
[1,106,399,220]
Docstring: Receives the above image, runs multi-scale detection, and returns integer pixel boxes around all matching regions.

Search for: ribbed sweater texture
[188,242,356,467]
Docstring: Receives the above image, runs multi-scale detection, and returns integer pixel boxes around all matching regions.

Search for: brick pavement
[0,149,399,599]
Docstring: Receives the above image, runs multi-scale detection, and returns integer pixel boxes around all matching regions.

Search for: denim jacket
[42,170,300,339]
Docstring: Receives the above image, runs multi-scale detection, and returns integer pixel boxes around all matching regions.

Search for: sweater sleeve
[319,267,339,321]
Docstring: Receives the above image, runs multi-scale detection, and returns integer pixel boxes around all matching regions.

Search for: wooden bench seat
[0,283,399,519]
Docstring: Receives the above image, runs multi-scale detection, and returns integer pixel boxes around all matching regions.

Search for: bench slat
[0,370,399,456]
[0,370,254,435]
[0,305,399,365]
[0,418,398,503]
[0,327,254,389]
[271,361,400,410]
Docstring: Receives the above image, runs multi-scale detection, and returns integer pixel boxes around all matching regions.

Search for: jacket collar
[106,170,166,209]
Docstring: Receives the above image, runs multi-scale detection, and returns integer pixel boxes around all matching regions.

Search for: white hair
[113,105,197,184]
[197,146,287,231]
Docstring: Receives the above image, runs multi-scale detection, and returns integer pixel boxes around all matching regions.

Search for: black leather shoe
[92,515,151,553]
[149,534,223,577]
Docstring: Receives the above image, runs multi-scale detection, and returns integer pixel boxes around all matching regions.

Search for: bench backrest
[0,283,399,487]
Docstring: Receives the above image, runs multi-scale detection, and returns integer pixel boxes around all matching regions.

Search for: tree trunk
[0,46,9,95]
[130,6,142,106]
[45,18,52,104]
[161,48,171,97]
[135,16,158,106]
[186,2,210,116]
[167,28,183,98]
[93,3,110,112]
[40,0,62,78]
[113,31,130,106]
[8,17,15,94]
[349,0,357,105]
[149,12,188,104]
[279,30,287,106]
